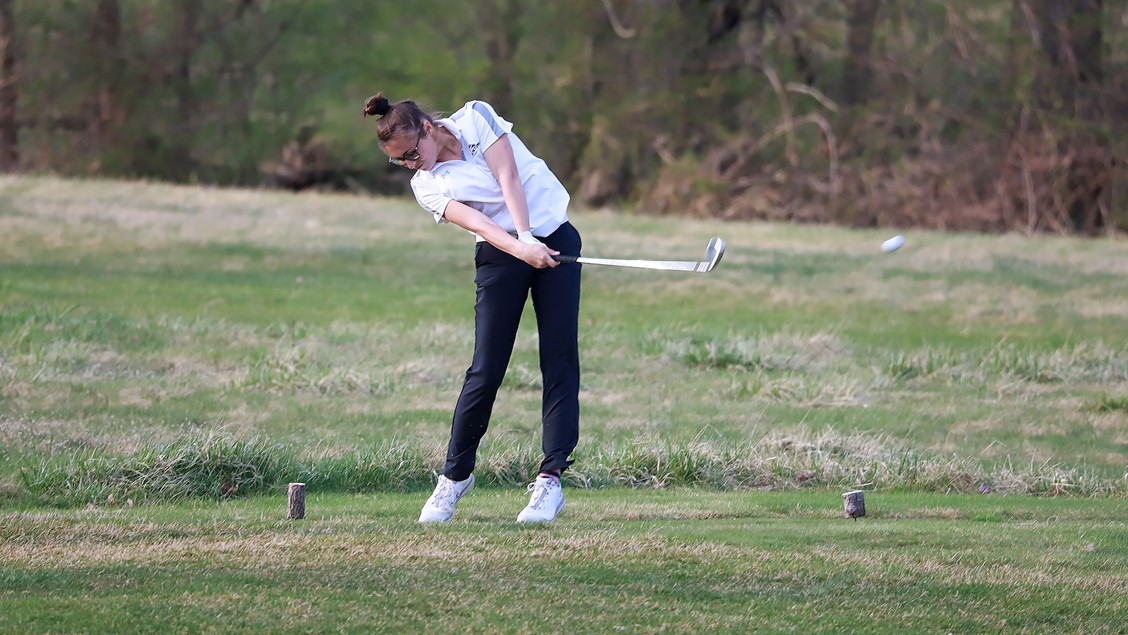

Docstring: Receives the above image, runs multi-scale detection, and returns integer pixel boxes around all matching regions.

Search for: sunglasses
[388,130,424,166]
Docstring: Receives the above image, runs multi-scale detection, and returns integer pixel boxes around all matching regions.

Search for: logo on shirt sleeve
[467,142,481,156]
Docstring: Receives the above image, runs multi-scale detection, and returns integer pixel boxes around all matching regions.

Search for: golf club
[553,237,726,273]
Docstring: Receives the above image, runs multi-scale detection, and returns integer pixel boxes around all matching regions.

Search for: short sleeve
[467,101,514,152]
[410,174,452,224]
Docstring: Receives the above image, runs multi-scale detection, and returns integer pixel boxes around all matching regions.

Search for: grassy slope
[2,175,1125,485]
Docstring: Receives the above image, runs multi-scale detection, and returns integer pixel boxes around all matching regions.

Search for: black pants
[442,222,582,481]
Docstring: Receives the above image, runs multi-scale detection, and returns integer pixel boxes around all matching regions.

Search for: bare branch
[785,82,839,113]
[747,113,840,200]
[600,0,636,39]
[759,63,796,168]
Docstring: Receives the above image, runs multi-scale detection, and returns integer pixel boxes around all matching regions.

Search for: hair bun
[363,92,391,118]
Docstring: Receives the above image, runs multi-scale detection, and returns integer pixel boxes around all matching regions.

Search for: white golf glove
[518,230,544,246]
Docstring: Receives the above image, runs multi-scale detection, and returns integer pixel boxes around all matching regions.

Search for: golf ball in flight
[881,235,905,253]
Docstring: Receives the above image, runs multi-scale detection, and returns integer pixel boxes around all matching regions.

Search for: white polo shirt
[410,100,569,240]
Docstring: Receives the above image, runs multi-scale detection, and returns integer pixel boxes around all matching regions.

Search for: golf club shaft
[551,236,725,273]
[553,255,706,272]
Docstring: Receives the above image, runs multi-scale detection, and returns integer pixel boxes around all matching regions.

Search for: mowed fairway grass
[3,492,1127,634]
[1,175,1127,632]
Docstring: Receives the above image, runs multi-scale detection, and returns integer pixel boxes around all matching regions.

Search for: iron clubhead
[702,237,726,272]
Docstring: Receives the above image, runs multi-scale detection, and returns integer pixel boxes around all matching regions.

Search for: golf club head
[703,237,726,272]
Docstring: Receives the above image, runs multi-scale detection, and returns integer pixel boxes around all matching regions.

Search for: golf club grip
[553,255,579,264]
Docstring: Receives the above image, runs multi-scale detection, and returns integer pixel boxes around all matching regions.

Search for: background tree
[842,0,881,107]
[0,0,17,170]
[999,0,1113,234]
[3,0,1124,234]
[475,0,521,116]
[88,0,122,150]
[1032,0,1108,234]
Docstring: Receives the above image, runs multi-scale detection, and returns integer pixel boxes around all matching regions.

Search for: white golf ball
[881,235,905,253]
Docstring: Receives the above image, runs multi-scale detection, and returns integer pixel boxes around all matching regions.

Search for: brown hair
[362,92,432,144]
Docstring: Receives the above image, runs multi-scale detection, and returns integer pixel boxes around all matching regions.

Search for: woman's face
[384,122,435,171]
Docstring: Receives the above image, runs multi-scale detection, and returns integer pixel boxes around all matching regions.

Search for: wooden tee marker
[288,483,306,519]
[843,490,865,520]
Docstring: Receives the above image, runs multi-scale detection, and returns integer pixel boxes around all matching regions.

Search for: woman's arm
[483,134,534,238]
[441,200,559,268]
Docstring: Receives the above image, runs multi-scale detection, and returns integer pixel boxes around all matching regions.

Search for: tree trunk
[90,0,122,144]
[173,0,201,180]
[842,0,881,106]
[475,0,520,116]
[0,0,18,170]
[774,1,815,86]
[1066,0,1103,103]
[1065,0,1106,233]
[1031,0,1107,233]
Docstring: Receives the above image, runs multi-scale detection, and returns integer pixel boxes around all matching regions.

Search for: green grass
[1,175,1125,483]
[14,431,1122,509]
[1,175,1127,631]
[2,491,1126,634]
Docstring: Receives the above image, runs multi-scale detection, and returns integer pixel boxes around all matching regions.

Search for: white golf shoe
[516,475,565,523]
[418,474,475,523]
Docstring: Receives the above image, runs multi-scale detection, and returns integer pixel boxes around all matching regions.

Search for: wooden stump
[842,490,865,520]
[288,483,306,520]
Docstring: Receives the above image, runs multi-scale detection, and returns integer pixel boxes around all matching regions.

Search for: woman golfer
[364,93,581,523]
